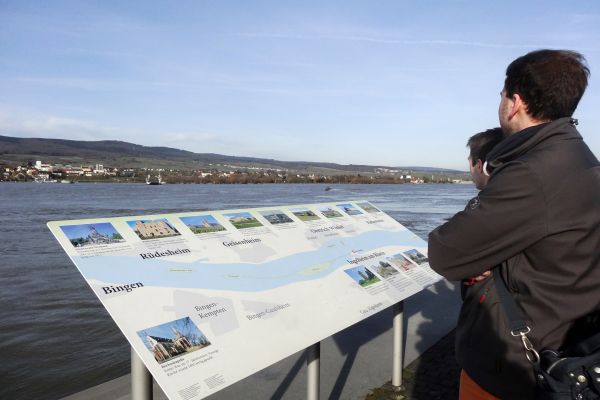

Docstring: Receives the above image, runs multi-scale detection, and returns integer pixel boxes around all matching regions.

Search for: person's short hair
[467,128,504,166]
[504,49,590,121]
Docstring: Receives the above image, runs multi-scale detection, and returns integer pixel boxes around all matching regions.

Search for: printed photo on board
[179,215,226,234]
[403,249,429,265]
[344,265,381,287]
[290,208,321,222]
[259,210,294,225]
[223,212,263,229]
[357,202,380,213]
[374,260,399,278]
[137,316,211,364]
[61,223,125,248]
[319,206,343,219]
[388,253,415,271]
[337,203,363,216]
[127,218,181,240]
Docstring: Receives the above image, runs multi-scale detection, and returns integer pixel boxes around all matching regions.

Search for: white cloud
[0,111,117,140]
[238,32,600,52]
[0,110,234,154]
[158,132,221,149]
[15,77,173,91]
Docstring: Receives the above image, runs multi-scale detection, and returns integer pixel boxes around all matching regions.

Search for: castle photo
[127,218,181,240]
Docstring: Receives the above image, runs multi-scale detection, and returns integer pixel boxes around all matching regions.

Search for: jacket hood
[484,117,581,176]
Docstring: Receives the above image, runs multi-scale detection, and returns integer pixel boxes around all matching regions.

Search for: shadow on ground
[365,280,461,400]
[366,330,459,400]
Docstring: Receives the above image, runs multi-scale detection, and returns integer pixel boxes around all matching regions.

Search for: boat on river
[146,173,165,185]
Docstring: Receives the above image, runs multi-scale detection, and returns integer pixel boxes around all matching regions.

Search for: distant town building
[35,160,52,172]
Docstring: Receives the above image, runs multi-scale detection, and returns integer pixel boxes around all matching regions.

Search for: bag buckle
[511,327,540,365]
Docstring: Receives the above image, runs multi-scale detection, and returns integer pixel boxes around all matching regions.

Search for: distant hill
[0,134,465,175]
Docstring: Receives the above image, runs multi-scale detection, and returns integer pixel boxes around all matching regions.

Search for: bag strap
[492,267,530,333]
[492,266,541,365]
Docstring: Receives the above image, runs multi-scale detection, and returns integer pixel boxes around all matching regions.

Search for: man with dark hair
[460,128,505,302]
[429,49,600,399]
[502,50,589,123]
[467,128,504,190]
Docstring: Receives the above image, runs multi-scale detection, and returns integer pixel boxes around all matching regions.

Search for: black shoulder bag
[493,268,600,400]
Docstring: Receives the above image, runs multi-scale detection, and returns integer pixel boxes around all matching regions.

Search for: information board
[48,200,441,400]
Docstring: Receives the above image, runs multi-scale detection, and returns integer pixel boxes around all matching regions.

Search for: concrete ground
[366,331,459,400]
[62,280,460,400]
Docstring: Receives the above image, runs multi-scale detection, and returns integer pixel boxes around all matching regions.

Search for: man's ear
[508,93,525,119]
[475,159,484,172]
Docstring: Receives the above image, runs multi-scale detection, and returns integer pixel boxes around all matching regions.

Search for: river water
[0,183,476,399]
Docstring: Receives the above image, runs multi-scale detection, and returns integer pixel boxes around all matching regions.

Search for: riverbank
[1,177,468,184]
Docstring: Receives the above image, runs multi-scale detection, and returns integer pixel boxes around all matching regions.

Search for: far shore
[1,179,471,185]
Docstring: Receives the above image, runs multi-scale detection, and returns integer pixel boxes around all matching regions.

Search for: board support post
[392,301,404,387]
[306,342,321,400]
[132,347,153,400]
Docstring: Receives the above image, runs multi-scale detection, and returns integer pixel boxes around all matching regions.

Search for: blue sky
[1,1,599,170]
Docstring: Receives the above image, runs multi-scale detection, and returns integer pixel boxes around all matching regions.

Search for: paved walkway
[365,330,459,400]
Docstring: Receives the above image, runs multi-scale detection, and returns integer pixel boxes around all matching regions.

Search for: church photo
[60,222,125,248]
[137,317,211,364]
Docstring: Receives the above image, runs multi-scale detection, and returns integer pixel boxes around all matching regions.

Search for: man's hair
[467,128,504,166]
[504,49,590,121]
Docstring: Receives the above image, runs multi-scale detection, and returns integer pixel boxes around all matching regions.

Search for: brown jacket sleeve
[428,161,547,280]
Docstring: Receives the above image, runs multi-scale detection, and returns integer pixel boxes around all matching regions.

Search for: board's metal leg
[132,347,153,400]
[306,342,320,400]
[392,301,404,387]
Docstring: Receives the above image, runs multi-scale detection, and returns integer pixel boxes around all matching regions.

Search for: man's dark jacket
[428,118,600,399]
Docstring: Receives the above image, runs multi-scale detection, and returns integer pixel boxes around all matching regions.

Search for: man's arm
[428,161,547,280]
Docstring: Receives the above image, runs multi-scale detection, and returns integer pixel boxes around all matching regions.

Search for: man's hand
[463,270,491,286]
[474,270,491,282]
